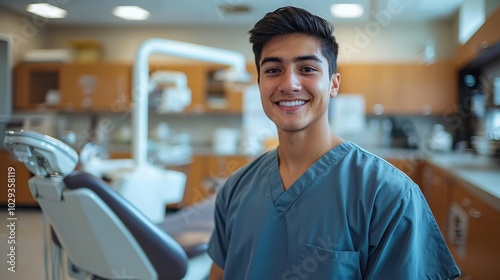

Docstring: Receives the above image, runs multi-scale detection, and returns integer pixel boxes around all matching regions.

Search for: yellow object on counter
[69,39,103,63]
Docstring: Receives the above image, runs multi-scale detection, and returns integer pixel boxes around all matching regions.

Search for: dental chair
[3,130,214,280]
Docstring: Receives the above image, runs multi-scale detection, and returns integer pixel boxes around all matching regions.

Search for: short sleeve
[207,187,228,269]
[366,185,461,279]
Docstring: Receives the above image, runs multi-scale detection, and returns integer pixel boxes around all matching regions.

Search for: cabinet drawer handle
[468,208,482,219]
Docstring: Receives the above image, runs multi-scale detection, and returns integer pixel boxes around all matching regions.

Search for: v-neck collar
[266,141,354,219]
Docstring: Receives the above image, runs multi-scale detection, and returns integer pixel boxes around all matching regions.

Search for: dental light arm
[133,38,250,166]
[3,130,78,177]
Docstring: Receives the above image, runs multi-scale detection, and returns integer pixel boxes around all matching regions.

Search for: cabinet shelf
[14,63,62,110]
[14,62,132,112]
[14,62,249,114]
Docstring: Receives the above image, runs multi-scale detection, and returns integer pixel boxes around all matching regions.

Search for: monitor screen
[0,33,12,122]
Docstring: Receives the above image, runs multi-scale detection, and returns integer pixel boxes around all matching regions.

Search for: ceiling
[0,0,464,26]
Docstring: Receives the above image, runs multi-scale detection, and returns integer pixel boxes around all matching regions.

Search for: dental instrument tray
[3,130,78,177]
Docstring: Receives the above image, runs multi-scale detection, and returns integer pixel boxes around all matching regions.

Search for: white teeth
[279,100,306,107]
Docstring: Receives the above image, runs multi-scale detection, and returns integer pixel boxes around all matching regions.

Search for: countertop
[362,145,500,212]
[426,153,500,212]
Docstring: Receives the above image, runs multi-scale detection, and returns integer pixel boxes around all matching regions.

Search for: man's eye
[301,67,316,72]
[264,68,280,74]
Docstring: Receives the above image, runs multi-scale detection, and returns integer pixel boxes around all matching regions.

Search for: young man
[208,6,460,280]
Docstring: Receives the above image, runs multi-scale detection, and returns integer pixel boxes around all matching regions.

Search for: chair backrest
[31,171,188,280]
[65,171,189,279]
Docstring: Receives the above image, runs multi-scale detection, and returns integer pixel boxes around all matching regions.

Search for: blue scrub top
[208,141,460,279]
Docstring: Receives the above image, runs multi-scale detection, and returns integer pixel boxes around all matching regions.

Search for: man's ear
[330,73,341,98]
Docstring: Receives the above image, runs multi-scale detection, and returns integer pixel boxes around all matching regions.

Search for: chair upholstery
[158,195,216,259]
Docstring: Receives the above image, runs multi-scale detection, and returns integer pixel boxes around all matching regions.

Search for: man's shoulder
[219,149,275,198]
[340,142,418,195]
[344,143,412,178]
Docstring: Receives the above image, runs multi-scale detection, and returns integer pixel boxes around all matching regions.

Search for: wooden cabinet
[14,62,132,112]
[59,63,131,111]
[456,7,500,68]
[421,163,500,279]
[421,163,452,233]
[448,181,500,279]
[399,63,457,114]
[14,61,253,114]
[0,150,36,206]
[338,61,457,115]
[180,154,251,206]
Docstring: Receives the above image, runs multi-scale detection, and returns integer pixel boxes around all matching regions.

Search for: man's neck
[277,127,343,190]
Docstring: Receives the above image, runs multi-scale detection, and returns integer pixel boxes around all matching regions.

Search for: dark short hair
[248,6,339,79]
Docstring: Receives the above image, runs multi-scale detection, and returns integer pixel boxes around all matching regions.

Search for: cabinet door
[456,8,500,67]
[206,155,250,178]
[421,164,450,233]
[338,64,381,114]
[449,183,500,279]
[180,155,208,207]
[181,155,251,207]
[0,150,37,206]
[59,63,131,111]
[338,62,457,115]
[396,62,457,115]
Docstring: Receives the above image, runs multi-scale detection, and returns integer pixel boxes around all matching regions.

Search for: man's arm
[209,263,224,280]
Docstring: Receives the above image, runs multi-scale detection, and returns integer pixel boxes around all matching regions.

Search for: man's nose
[278,70,301,93]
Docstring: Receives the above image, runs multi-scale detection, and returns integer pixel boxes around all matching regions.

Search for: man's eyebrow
[260,55,323,67]
[294,55,322,63]
[260,57,282,66]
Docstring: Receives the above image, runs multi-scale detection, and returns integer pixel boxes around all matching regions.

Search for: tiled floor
[0,207,211,280]
[0,207,45,280]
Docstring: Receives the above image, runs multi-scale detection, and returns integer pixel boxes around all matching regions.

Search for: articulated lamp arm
[132,38,250,166]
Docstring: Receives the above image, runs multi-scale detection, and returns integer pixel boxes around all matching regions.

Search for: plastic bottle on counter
[429,124,452,152]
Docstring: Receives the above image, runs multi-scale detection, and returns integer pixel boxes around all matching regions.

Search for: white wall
[41,19,457,64]
[335,19,456,63]
[0,8,48,63]
[43,25,255,63]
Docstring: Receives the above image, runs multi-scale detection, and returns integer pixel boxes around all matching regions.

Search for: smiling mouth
[277,100,307,107]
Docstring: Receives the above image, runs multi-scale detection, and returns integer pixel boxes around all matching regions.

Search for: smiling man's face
[258,33,340,133]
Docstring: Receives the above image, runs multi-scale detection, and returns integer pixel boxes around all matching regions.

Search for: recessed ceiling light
[113,6,150,20]
[218,4,252,14]
[27,3,67,19]
[330,4,364,18]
